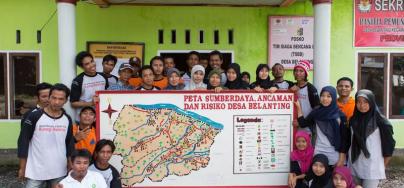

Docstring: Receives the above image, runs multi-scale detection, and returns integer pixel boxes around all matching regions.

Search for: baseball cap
[119,63,134,71]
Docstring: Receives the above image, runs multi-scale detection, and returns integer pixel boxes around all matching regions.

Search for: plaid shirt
[107,80,134,91]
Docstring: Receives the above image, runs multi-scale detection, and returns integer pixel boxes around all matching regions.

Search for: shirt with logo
[70,72,108,119]
[17,109,74,180]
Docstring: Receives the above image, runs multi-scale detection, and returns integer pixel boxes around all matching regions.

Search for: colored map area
[113,104,223,186]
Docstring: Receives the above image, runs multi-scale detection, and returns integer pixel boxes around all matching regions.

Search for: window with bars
[358,52,404,119]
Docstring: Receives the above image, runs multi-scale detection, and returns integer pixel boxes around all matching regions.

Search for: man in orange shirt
[130,56,169,89]
[336,77,355,121]
[73,106,96,154]
[150,56,168,89]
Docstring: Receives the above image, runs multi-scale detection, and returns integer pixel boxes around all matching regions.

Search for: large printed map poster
[97,91,295,187]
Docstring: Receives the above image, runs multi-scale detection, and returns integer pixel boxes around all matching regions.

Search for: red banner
[354,0,404,47]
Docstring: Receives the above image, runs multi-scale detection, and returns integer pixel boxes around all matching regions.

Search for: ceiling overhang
[84,0,304,8]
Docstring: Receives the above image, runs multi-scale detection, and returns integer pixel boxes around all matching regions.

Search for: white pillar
[57,0,77,120]
[313,0,332,90]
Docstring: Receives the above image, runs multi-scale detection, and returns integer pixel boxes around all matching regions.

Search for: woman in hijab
[165,68,185,90]
[207,69,226,92]
[289,131,314,188]
[184,65,207,90]
[296,86,349,167]
[305,154,333,188]
[241,71,251,84]
[225,63,249,90]
[250,64,273,91]
[333,166,357,188]
[348,89,395,188]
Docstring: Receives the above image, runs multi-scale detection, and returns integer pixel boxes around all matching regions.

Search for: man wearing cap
[290,60,320,118]
[108,63,135,91]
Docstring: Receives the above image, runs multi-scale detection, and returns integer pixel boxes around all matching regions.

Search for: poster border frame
[95,90,297,188]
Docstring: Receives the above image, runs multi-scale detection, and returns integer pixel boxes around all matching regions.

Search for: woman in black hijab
[250,64,273,91]
[348,89,395,188]
[305,154,333,188]
[225,63,249,90]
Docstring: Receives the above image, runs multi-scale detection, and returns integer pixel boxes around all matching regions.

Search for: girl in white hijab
[184,65,207,90]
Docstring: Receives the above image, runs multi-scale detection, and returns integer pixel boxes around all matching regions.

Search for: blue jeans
[25,177,64,188]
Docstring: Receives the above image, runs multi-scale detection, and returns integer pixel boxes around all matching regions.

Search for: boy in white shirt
[58,149,107,188]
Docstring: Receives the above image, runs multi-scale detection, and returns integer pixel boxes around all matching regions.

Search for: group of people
[290,79,395,188]
[16,49,395,188]
[85,50,292,93]
[17,82,120,188]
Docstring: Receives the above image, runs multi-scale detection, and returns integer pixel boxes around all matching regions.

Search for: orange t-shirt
[153,76,168,89]
[337,97,355,121]
[73,124,97,154]
[129,77,142,88]
[129,76,168,89]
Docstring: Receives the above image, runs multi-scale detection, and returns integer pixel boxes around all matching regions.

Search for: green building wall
[0,0,403,149]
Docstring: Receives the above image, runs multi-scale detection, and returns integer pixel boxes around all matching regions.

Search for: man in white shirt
[58,149,107,188]
[18,83,74,188]
[70,51,108,120]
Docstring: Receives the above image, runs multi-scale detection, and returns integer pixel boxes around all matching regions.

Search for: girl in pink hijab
[333,166,360,188]
[288,131,314,188]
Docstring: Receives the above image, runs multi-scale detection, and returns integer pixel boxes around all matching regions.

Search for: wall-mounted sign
[269,16,314,69]
[87,42,145,76]
[97,90,295,187]
[354,0,404,47]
